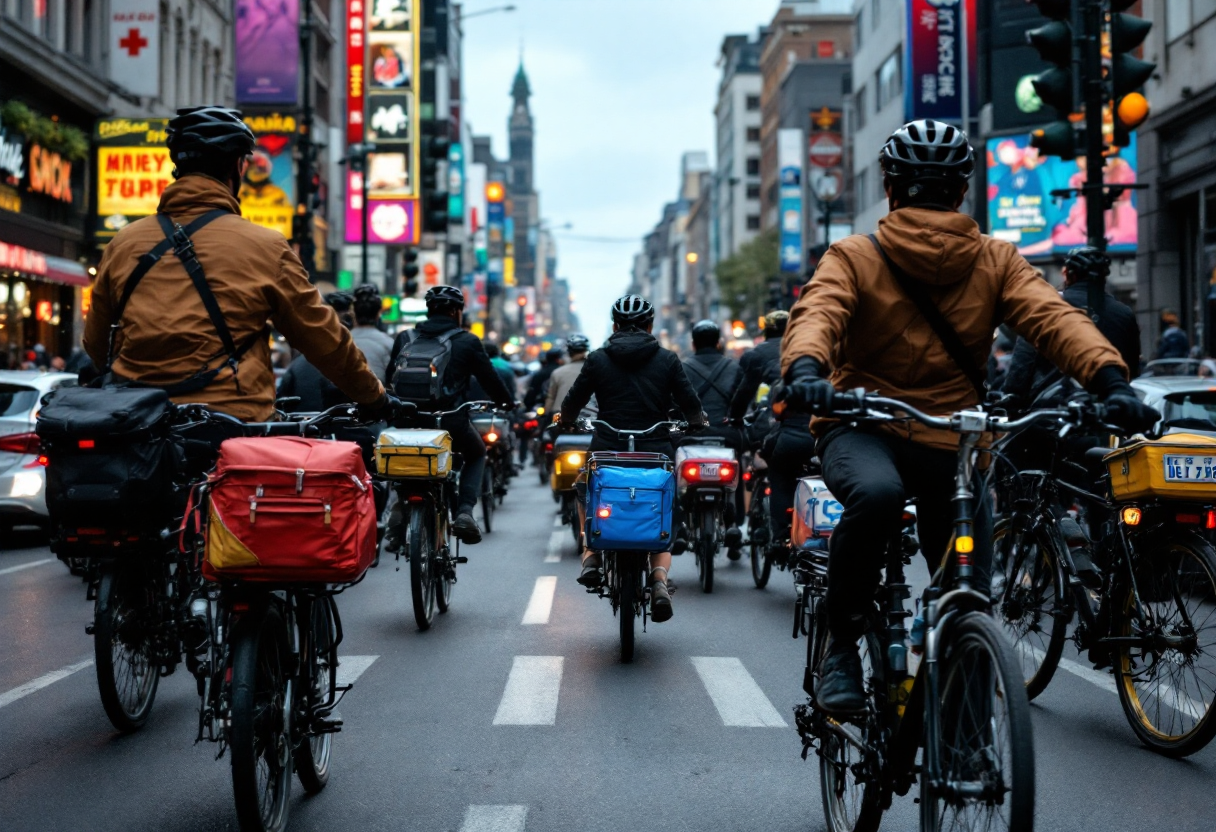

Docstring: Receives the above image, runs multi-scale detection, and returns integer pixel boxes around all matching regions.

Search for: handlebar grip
[828,390,863,413]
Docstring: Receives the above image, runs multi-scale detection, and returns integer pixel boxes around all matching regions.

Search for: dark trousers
[819,427,991,640]
[766,424,817,539]
[444,414,486,514]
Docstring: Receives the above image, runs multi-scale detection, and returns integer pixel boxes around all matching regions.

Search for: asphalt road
[2,471,1215,832]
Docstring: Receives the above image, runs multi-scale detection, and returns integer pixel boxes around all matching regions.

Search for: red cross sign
[119,27,148,56]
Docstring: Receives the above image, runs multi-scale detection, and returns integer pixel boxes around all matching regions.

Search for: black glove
[359,393,411,423]
[783,356,835,414]
[1088,366,1158,434]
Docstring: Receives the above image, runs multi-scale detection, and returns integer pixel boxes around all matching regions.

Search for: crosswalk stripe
[336,655,378,687]
[459,805,528,832]
[544,530,564,563]
[0,557,55,577]
[521,577,558,625]
[493,656,563,725]
[0,658,94,710]
[691,657,787,727]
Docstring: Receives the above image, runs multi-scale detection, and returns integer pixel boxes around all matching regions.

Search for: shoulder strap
[867,233,987,400]
[687,358,733,401]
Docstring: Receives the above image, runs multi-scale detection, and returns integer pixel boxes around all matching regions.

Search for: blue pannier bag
[586,465,675,551]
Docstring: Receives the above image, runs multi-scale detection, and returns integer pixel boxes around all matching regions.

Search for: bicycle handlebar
[173,402,382,436]
[825,389,1109,435]
[582,419,688,440]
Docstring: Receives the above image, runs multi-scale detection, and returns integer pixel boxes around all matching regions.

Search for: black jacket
[278,354,345,413]
[683,348,740,425]
[560,330,703,443]
[1002,281,1141,404]
[386,315,515,410]
[729,336,782,420]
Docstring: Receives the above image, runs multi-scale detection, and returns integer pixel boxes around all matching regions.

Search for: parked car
[0,371,78,535]
[1131,376,1216,433]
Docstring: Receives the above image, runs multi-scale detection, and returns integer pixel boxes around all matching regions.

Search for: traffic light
[402,246,420,297]
[419,120,450,234]
[1026,0,1078,160]
[1109,0,1155,147]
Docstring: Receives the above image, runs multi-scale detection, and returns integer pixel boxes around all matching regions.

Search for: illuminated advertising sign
[239,114,297,238]
[986,134,1138,258]
[346,0,366,145]
[905,0,978,121]
[345,171,418,244]
[235,0,299,105]
[94,117,170,239]
[777,129,804,274]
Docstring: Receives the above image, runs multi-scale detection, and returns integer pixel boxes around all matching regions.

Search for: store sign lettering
[0,118,25,184]
[28,145,72,203]
[0,241,48,275]
[97,147,172,217]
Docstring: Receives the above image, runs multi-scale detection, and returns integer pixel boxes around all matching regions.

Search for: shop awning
[0,242,90,287]
[42,256,90,287]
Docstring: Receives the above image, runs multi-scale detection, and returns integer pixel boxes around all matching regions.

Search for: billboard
[345,171,418,244]
[777,128,804,274]
[346,0,365,145]
[109,0,160,97]
[986,134,1139,259]
[239,113,297,238]
[235,0,299,105]
[94,117,170,240]
[905,0,978,122]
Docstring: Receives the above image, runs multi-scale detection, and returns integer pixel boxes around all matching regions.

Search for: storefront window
[0,273,67,369]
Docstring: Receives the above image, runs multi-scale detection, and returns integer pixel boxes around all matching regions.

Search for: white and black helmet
[880,119,975,182]
[565,333,591,353]
[611,294,654,329]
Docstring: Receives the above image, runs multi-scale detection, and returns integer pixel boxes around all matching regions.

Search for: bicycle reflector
[1121,506,1142,526]
[1208,510,1216,530]
[955,535,974,554]
[596,506,611,519]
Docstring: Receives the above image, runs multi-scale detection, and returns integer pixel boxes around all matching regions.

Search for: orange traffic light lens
[1116,92,1150,129]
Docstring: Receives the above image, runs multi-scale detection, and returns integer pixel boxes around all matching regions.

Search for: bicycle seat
[1084,446,1112,463]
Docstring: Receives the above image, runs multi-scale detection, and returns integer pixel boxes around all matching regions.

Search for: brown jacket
[85,175,383,421]
[781,207,1128,449]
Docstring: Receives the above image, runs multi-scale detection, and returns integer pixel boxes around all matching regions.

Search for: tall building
[508,61,537,288]
[712,31,764,269]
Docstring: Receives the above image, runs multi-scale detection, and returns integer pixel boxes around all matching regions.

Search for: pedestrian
[351,284,395,381]
[1155,310,1190,360]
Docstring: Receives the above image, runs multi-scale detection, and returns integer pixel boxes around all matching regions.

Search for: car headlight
[10,471,42,498]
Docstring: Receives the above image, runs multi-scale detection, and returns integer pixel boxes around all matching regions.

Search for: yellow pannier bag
[1104,432,1216,501]
[376,428,453,479]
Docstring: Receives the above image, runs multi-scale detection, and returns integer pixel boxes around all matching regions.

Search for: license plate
[1163,455,1216,483]
[700,464,719,478]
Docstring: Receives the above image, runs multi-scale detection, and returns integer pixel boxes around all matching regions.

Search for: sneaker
[816,641,868,717]
[452,511,483,545]
[650,579,673,623]
[577,553,603,588]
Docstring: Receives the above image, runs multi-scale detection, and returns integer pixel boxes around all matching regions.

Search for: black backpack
[391,329,460,406]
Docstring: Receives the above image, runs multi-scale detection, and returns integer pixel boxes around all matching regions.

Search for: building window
[746,184,760,200]
[1168,0,1216,42]
[876,48,902,110]
[746,127,760,142]
[746,215,761,230]
[746,157,760,177]
[854,85,867,130]
[746,94,761,111]
[854,10,863,49]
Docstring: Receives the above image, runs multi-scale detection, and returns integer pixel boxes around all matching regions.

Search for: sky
[460,0,779,346]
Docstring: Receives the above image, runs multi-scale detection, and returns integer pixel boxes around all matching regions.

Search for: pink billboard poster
[345,171,418,243]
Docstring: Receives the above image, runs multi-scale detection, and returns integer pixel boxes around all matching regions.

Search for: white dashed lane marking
[544,530,564,563]
[459,805,528,832]
[493,656,563,725]
[521,577,558,625]
[691,657,788,727]
[0,659,94,710]
[335,655,378,687]
[0,557,55,577]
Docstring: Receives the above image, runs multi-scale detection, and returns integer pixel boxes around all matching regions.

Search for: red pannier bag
[202,437,376,583]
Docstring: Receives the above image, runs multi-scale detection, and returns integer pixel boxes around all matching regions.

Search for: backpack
[391,329,460,406]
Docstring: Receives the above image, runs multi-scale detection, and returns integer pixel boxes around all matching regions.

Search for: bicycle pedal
[313,712,344,733]
[455,556,469,564]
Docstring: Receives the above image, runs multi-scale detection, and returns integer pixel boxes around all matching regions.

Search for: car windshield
[0,384,39,418]
[1163,391,1216,425]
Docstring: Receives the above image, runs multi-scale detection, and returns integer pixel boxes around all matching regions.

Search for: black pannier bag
[36,386,182,552]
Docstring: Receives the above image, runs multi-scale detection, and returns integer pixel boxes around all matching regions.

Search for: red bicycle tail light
[544,442,554,452]
[1207,510,1216,530]
[718,464,735,481]
[77,439,95,449]
[765,487,772,496]
[683,464,701,482]
[36,455,49,467]
[743,471,752,482]
[596,506,612,519]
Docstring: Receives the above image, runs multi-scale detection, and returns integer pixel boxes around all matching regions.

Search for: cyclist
[525,347,565,412]
[386,285,516,544]
[277,292,354,413]
[780,119,1158,716]
[544,333,592,417]
[683,320,744,550]
[351,284,396,382]
[559,295,706,623]
[728,310,788,425]
[485,342,519,402]
[84,106,391,423]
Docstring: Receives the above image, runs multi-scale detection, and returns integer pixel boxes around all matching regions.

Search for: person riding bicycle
[525,347,565,413]
[559,295,707,623]
[780,119,1158,717]
[485,343,519,402]
[728,310,788,426]
[386,285,516,544]
[683,320,744,550]
[544,334,593,417]
[351,284,396,382]
[84,106,392,423]
[277,292,355,413]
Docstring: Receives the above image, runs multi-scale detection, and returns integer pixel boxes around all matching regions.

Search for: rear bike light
[77,439,95,449]
[544,443,554,452]
[743,471,752,482]
[1121,506,1142,526]
[596,506,612,519]
[718,464,735,481]
[1176,512,1201,525]
[683,464,701,483]
[485,432,498,443]
[1207,510,1216,530]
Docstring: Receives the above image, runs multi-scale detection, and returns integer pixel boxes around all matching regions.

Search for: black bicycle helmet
[425,284,465,311]
[691,319,721,348]
[565,333,591,353]
[880,119,974,182]
[323,291,353,313]
[763,310,790,337]
[166,106,256,163]
[611,294,654,329]
[545,347,565,363]
[1063,245,1111,282]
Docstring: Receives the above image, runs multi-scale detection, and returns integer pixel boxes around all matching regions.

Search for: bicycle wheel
[697,508,715,594]
[618,557,636,664]
[93,566,160,732]
[481,468,495,534]
[229,604,292,832]
[409,507,437,630]
[1113,537,1216,757]
[294,597,335,794]
[749,488,772,589]
[818,630,887,832]
[921,611,1034,832]
[992,518,1068,700]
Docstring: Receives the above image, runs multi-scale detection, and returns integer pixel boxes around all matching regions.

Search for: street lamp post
[342,142,378,285]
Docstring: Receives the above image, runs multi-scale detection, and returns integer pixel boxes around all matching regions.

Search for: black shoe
[1070,547,1102,590]
[452,511,483,545]
[724,525,743,549]
[672,526,689,555]
[577,553,603,588]
[650,580,673,622]
[816,643,868,717]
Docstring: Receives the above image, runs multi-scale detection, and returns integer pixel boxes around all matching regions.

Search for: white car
[1130,376,1216,432]
[0,371,78,534]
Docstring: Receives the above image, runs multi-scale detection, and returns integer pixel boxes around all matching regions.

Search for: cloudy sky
[460,0,777,345]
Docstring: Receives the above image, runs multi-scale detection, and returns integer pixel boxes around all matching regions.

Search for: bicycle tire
[749,490,772,589]
[481,468,495,534]
[294,597,335,794]
[697,508,715,594]
[619,558,636,664]
[93,566,160,732]
[436,512,454,613]
[229,604,292,832]
[992,518,1068,700]
[409,507,437,630]
[818,630,887,832]
[920,611,1034,832]
[1113,536,1216,757]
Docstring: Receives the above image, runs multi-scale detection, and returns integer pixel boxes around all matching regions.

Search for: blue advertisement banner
[779,165,803,273]
[234,0,299,105]
[986,134,1138,259]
